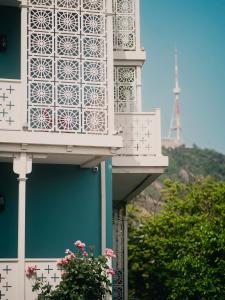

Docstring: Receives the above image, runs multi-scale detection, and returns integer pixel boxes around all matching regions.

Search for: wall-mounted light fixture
[0,195,5,211]
[0,35,7,52]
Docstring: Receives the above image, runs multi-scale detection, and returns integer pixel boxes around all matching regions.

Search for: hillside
[134,145,225,213]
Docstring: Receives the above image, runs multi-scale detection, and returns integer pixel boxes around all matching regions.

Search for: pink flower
[57,258,69,266]
[65,253,75,261]
[74,240,86,250]
[105,248,116,258]
[25,265,37,277]
[107,267,116,276]
[82,251,88,257]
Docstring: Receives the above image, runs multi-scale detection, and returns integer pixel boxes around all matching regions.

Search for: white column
[106,0,115,135]
[136,66,142,112]
[135,0,141,50]
[20,0,28,128]
[101,162,106,253]
[13,153,32,300]
[101,162,113,300]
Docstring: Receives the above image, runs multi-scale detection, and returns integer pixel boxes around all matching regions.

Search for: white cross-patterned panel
[0,261,19,300]
[25,260,63,299]
[114,66,137,113]
[27,0,108,134]
[113,0,136,50]
[0,81,22,130]
[115,112,160,156]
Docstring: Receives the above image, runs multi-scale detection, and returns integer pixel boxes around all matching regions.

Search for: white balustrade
[0,259,61,300]
[0,258,112,300]
[0,260,19,300]
[115,110,162,156]
[0,80,22,131]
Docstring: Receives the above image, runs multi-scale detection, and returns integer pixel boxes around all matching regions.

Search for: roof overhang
[0,131,122,168]
[112,155,168,202]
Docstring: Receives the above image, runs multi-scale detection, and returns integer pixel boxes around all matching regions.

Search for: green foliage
[162,145,225,182]
[27,242,115,300]
[134,145,225,214]
[128,178,225,300]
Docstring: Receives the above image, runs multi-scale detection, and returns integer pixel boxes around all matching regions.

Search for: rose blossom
[57,258,69,266]
[25,265,37,277]
[105,248,116,258]
[82,251,88,257]
[107,267,116,276]
[74,240,86,250]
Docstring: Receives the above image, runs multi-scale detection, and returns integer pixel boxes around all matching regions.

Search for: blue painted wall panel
[0,6,21,79]
[0,162,113,259]
[26,164,101,258]
[0,163,18,258]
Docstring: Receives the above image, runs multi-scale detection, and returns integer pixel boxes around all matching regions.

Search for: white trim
[0,78,21,82]
[113,50,146,63]
[136,66,142,112]
[106,0,115,135]
[0,259,18,262]
[20,0,27,130]
[101,161,106,254]
[135,0,141,50]
[0,131,122,148]
[13,153,32,300]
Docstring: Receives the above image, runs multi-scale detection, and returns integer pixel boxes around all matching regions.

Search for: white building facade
[0,1,168,299]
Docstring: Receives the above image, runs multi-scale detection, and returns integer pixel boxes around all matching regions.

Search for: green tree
[128,178,225,300]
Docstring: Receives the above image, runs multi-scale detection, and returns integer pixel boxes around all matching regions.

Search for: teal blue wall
[105,160,113,249]
[0,163,18,258]
[26,164,102,258]
[0,161,113,259]
[0,6,21,79]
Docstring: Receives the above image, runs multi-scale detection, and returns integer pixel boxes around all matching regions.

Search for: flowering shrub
[26,240,116,300]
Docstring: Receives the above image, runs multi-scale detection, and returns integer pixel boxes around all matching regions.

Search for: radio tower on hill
[168,48,182,146]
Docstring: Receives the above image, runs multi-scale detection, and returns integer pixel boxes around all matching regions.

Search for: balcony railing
[0,258,112,300]
[115,109,162,156]
[0,79,22,131]
[0,259,61,299]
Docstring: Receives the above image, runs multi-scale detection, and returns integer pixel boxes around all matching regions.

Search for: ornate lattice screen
[113,0,136,50]
[114,66,136,112]
[113,207,127,300]
[27,0,109,134]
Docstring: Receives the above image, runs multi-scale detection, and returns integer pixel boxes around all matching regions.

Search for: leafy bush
[26,241,116,300]
[128,178,225,300]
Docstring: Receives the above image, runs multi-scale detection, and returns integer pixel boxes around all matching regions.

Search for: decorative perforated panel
[25,260,63,299]
[0,81,22,130]
[113,0,136,50]
[113,207,126,300]
[27,0,108,134]
[0,261,19,300]
[114,66,137,112]
[115,112,160,156]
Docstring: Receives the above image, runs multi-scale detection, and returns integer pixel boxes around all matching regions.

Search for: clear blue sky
[140,0,225,154]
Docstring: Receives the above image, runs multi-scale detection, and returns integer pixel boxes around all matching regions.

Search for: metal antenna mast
[168,49,182,143]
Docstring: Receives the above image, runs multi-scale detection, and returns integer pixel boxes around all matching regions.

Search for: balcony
[112,109,168,202]
[0,79,122,167]
[0,2,123,167]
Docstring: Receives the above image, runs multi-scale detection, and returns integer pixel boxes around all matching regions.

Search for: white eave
[114,50,147,66]
[0,131,123,168]
[112,155,168,202]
